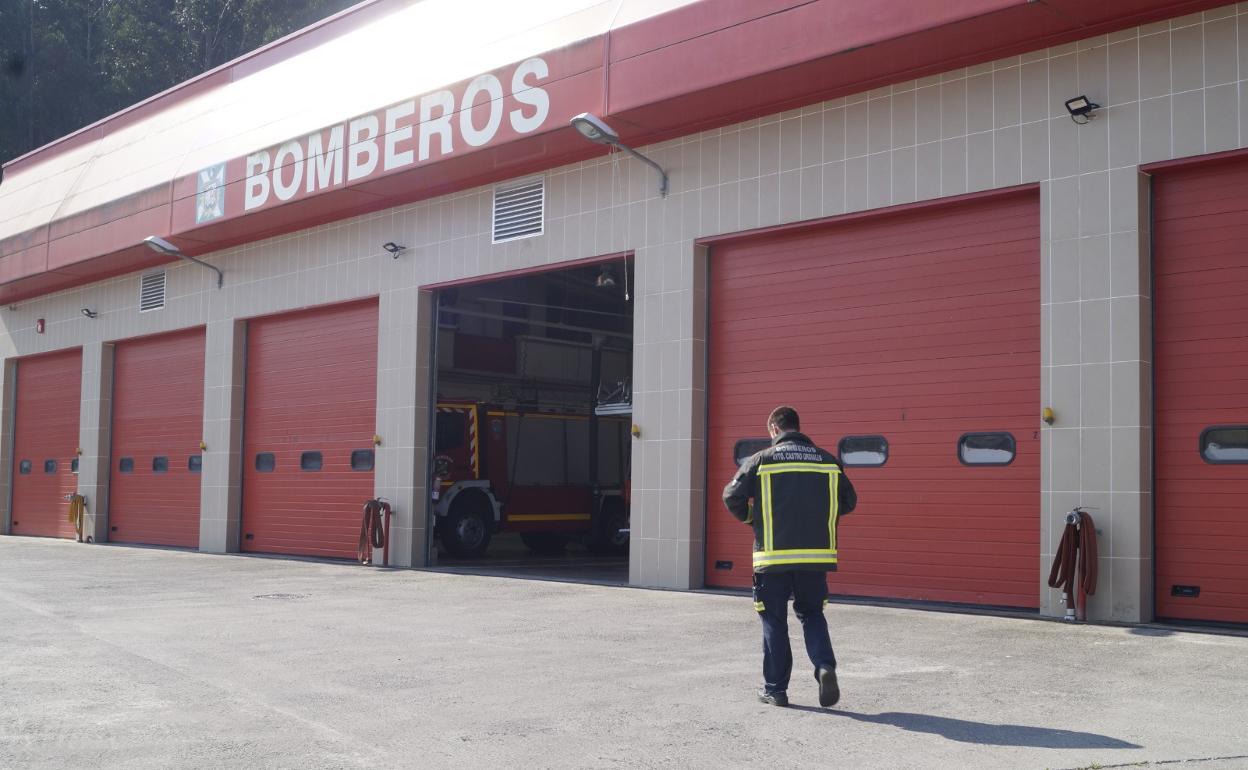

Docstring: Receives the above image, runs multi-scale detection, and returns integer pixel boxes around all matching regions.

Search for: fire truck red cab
[432,402,629,557]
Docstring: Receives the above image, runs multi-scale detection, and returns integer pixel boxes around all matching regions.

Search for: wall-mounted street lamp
[143,236,224,288]
[570,113,669,198]
[382,241,408,258]
[80,308,98,319]
[1064,95,1101,125]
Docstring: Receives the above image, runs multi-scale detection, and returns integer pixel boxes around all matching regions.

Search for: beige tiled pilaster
[76,342,113,543]
[373,286,435,567]
[1041,170,1153,623]
[199,319,245,552]
[629,244,708,589]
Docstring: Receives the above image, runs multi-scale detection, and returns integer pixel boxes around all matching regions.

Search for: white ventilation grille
[492,178,544,243]
[139,271,166,312]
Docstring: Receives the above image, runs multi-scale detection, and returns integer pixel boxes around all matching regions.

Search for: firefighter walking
[723,406,857,708]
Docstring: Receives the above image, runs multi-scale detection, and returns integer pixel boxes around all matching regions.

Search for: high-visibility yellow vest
[752,462,840,572]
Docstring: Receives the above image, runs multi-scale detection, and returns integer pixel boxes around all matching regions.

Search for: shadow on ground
[796,710,1142,749]
[1129,626,1176,637]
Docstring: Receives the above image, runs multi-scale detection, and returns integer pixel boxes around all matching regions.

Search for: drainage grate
[252,593,308,601]
[492,178,544,243]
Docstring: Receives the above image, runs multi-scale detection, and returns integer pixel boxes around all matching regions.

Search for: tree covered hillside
[0,0,357,166]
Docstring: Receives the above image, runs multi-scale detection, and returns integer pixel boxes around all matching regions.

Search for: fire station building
[2,0,1246,626]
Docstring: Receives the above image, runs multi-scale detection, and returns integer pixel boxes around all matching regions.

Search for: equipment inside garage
[431,259,633,584]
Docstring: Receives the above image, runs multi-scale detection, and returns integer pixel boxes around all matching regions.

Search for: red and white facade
[2,0,1247,625]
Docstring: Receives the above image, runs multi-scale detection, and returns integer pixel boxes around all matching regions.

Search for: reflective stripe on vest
[762,473,775,552]
[752,548,839,569]
[754,463,840,568]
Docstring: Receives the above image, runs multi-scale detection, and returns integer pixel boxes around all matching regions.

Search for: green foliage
[0,0,356,165]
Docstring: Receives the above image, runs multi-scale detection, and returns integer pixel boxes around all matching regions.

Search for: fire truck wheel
[442,494,493,558]
[588,498,630,555]
[520,533,570,555]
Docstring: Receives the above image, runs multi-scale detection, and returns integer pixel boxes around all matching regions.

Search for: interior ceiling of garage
[440,261,633,339]
[436,261,633,412]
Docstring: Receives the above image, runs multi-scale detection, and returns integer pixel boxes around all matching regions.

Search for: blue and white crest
[195,163,226,223]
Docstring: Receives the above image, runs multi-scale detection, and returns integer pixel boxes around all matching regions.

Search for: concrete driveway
[1,538,1246,770]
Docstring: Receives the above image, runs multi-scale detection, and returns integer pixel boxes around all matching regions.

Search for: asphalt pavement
[1,537,1246,770]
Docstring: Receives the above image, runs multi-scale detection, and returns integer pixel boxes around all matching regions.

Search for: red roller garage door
[10,349,82,538]
[242,300,378,559]
[109,329,206,548]
[707,190,1040,607]
[1153,160,1248,624]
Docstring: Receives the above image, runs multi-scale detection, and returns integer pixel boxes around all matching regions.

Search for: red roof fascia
[0,0,1231,304]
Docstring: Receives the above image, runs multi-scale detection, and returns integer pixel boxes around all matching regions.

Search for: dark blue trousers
[753,570,837,695]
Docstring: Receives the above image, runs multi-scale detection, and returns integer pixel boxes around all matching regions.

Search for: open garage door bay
[430,260,633,582]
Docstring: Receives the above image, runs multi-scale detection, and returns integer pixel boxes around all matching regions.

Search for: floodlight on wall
[80,308,98,319]
[1064,95,1101,125]
[143,236,223,288]
[596,266,617,288]
[570,113,669,198]
[382,241,407,258]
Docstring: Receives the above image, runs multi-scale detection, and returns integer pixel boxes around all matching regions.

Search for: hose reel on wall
[357,498,392,566]
[66,493,88,542]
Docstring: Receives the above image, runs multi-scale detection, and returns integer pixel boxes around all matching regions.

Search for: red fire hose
[357,498,392,566]
[1047,508,1098,621]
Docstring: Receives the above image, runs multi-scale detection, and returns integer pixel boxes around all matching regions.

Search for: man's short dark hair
[768,406,800,433]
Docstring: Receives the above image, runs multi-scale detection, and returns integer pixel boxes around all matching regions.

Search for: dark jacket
[722,431,857,573]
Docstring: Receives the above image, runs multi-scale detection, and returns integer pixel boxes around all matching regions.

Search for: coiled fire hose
[1047,508,1098,620]
[67,494,88,543]
[357,498,392,566]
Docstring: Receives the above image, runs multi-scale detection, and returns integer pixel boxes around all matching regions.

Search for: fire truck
[431,402,630,557]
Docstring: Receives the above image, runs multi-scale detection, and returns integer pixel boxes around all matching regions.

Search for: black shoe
[817,667,840,708]
[758,688,789,707]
